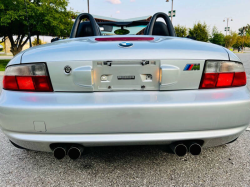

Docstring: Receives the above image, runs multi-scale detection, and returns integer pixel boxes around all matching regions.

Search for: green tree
[238,25,250,49]
[174,25,188,37]
[232,36,243,49]
[242,33,250,48]
[238,24,250,36]
[245,33,250,47]
[0,0,76,56]
[209,26,225,46]
[224,32,238,49]
[189,22,209,42]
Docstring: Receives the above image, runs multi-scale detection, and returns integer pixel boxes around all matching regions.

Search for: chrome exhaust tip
[170,143,187,157]
[53,147,67,160]
[68,146,84,160]
[188,142,202,156]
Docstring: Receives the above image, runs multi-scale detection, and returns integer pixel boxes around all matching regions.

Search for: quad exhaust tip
[188,142,202,156]
[170,141,202,157]
[53,142,201,159]
[52,144,84,160]
[53,147,67,160]
[68,146,84,160]
[170,143,188,157]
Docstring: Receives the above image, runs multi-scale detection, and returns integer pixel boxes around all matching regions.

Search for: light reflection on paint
[212,93,227,99]
[91,70,94,85]
[26,96,38,102]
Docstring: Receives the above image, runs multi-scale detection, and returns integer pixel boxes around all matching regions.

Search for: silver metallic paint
[20,36,229,63]
[0,87,249,134]
[223,47,241,61]
[2,35,250,152]
[73,66,93,88]
[7,50,26,66]
[3,125,246,152]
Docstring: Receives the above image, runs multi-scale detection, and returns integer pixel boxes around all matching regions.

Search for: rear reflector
[95,37,154,41]
[3,63,53,92]
[200,61,246,89]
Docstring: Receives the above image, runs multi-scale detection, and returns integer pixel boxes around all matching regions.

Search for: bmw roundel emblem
[119,42,133,48]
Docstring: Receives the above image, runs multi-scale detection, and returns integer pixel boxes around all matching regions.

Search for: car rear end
[0,36,249,157]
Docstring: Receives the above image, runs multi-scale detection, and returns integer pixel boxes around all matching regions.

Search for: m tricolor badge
[184,64,200,71]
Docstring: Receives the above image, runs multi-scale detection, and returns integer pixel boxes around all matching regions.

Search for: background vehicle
[0,12,249,159]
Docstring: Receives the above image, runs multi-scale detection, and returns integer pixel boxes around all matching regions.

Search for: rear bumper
[3,125,247,152]
[0,87,250,151]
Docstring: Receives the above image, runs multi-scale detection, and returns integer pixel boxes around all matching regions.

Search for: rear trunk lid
[20,36,230,92]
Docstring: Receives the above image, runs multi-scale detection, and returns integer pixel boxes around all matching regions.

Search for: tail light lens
[200,61,246,89]
[3,63,53,92]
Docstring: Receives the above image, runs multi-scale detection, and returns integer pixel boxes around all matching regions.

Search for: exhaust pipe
[188,142,202,156]
[53,146,67,160]
[68,145,84,160]
[170,143,187,157]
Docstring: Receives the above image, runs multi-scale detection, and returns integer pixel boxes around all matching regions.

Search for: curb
[0,71,5,76]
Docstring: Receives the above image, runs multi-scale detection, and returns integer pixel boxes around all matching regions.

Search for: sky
[20,0,249,43]
[68,0,250,34]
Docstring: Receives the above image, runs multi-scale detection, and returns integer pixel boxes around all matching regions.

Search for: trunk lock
[64,65,72,75]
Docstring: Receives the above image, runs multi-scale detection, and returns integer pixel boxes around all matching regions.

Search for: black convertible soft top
[69,12,176,38]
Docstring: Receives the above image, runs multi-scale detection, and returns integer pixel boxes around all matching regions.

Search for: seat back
[76,22,94,37]
[144,12,176,36]
[152,22,169,36]
[70,13,101,38]
[144,22,169,36]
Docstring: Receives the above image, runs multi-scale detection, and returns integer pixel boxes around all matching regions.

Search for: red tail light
[3,76,18,90]
[232,72,247,86]
[3,63,53,92]
[32,76,53,91]
[200,73,219,88]
[95,37,154,41]
[16,76,35,90]
[200,61,246,89]
[216,73,234,87]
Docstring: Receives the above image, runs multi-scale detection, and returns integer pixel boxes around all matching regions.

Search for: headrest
[152,22,169,36]
[76,22,94,37]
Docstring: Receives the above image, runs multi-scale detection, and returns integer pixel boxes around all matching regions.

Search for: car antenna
[24,0,32,48]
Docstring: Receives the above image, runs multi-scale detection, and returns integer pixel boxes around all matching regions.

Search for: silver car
[1,12,249,159]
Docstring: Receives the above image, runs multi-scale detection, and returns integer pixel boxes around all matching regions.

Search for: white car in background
[0,12,249,160]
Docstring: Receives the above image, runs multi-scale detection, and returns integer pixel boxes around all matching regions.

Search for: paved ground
[0,54,250,186]
[0,56,13,60]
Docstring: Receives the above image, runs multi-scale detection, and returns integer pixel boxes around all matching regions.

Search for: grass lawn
[0,59,10,71]
[0,54,13,56]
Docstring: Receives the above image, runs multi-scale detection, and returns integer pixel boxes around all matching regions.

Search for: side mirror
[51,38,60,43]
[186,35,196,40]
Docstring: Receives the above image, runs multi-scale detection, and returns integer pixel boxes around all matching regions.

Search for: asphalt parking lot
[0,53,250,186]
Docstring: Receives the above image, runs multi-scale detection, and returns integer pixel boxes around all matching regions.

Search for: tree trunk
[37,34,39,45]
[10,45,23,56]
[7,34,29,56]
